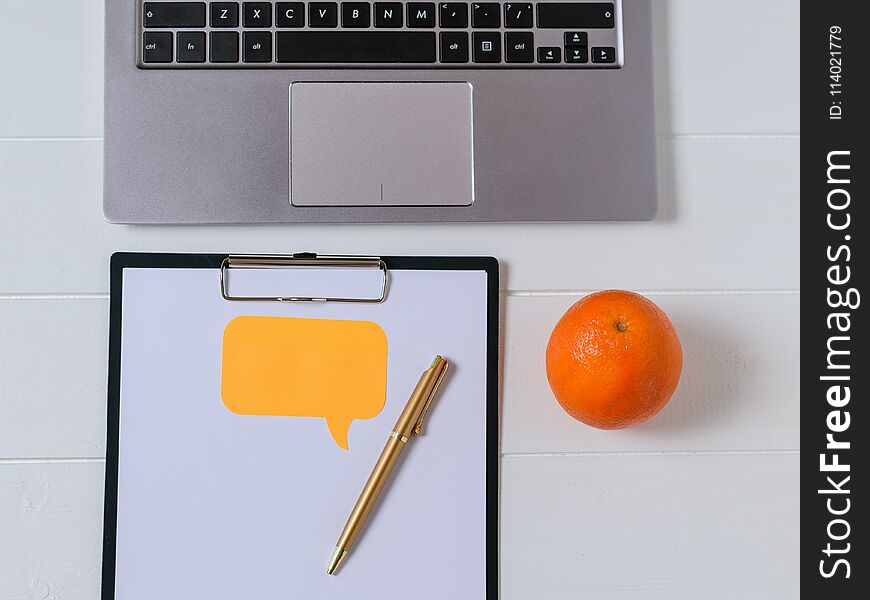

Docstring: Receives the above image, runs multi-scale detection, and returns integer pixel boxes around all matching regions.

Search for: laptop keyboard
[139,1,622,67]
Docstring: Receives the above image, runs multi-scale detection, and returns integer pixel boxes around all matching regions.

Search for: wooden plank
[0,293,798,459]
[0,137,799,294]
[0,299,108,459]
[0,454,798,599]
[0,0,104,138]
[655,0,799,134]
[502,293,800,454]
[0,463,104,600]
[500,453,800,599]
[0,1,798,138]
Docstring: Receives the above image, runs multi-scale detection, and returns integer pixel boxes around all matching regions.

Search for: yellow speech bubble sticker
[221,316,387,450]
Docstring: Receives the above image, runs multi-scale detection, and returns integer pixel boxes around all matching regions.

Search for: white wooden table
[0,1,799,598]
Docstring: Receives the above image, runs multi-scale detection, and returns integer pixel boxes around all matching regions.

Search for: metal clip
[219,253,388,303]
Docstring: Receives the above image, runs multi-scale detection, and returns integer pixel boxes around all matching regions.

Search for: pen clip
[414,357,448,436]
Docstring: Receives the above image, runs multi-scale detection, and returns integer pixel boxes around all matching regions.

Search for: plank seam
[0,451,799,464]
[0,137,103,142]
[0,134,800,143]
[0,294,110,300]
[0,290,799,300]
[0,458,106,465]
[506,289,800,297]
[502,450,800,457]
[658,134,800,140]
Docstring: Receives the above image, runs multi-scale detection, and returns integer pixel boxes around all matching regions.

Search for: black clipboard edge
[102,252,500,599]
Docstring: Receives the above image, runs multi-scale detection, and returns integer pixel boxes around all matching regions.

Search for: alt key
[440,31,469,63]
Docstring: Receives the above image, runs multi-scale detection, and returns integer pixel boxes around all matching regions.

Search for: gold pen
[326,355,449,575]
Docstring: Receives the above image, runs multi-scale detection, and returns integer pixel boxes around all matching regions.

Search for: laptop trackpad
[290,82,474,207]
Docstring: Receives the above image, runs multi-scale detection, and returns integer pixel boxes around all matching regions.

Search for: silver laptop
[104,1,656,222]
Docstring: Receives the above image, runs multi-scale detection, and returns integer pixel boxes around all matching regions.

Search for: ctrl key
[505,32,533,63]
[143,32,173,63]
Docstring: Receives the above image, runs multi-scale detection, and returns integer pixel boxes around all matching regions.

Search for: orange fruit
[545,290,682,429]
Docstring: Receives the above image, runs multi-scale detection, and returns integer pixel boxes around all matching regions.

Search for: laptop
[104,1,656,223]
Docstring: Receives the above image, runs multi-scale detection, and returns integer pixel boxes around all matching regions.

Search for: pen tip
[431,355,444,368]
[326,547,347,576]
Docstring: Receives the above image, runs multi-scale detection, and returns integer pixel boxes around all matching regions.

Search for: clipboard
[102,252,499,599]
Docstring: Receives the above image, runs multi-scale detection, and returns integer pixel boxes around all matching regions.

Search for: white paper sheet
[114,266,490,599]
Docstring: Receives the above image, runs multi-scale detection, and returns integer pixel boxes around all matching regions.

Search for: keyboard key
[564,31,588,47]
[310,2,339,27]
[342,2,370,27]
[471,3,499,28]
[243,31,272,62]
[440,31,468,63]
[591,46,616,63]
[374,3,403,27]
[210,2,239,27]
[472,32,500,63]
[565,46,587,63]
[143,32,173,62]
[537,46,560,63]
[243,2,272,27]
[177,31,206,62]
[210,30,239,62]
[504,32,533,63]
[503,3,532,28]
[537,3,615,29]
[143,0,618,68]
[144,3,206,27]
[276,31,436,62]
[407,3,435,27]
[276,2,305,26]
[439,3,468,28]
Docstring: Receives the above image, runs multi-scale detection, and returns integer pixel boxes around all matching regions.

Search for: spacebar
[276,32,436,63]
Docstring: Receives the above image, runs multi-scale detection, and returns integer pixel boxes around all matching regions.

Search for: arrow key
[565,46,588,64]
[564,32,588,48]
[537,46,561,64]
[591,46,616,63]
